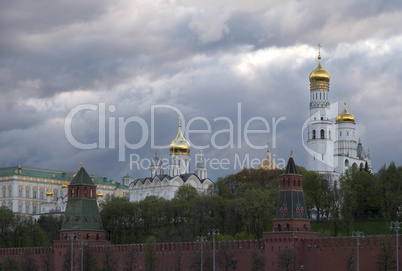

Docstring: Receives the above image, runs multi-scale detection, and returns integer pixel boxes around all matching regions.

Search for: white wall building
[0,166,128,215]
[128,122,214,202]
[306,53,372,180]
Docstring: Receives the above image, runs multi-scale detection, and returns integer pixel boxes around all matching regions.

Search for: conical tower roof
[284,152,299,175]
[70,166,96,186]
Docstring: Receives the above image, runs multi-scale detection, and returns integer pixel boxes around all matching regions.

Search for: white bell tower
[306,46,335,176]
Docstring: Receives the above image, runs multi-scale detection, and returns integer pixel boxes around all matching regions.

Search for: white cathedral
[125,121,214,202]
[306,52,372,180]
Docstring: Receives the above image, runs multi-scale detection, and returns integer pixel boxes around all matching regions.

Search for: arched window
[320,129,325,139]
[312,130,316,139]
[345,159,349,167]
[285,224,290,231]
[277,224,282,232]
[304,224,308,232]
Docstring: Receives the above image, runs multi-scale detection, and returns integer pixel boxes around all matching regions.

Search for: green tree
[303,171,329,221]
[340,166,380,220]
[0,206,14,248]
[145,236,158,271]
[25,219,46,247]
[175,184,198,200]
[38,214,63,245]
[377,162,402,222]
[191,196,225,237]
[238,184,278,238]
[221,168,281,197]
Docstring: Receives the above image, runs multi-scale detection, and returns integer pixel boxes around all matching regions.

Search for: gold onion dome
[258,143,278,170]
[46,188,53,197]
[97,189,104,198]
[336,96,355,123]
[169,120,191,155]
[309,55,330,83]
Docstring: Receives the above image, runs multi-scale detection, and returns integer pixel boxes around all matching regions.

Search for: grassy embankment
[310,219,391,237]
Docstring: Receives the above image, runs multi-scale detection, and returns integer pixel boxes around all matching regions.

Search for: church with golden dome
[128,120,213,202]
[306,50,372,180]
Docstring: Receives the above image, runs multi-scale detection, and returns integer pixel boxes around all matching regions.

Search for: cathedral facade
[306,53,372,180]
[128,121,214,202]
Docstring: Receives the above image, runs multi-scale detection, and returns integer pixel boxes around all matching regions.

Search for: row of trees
[100,168,281,244]
[1,162,401,248]
[302,162,402,236]
[100,162,402,243]
[0,206,62,248]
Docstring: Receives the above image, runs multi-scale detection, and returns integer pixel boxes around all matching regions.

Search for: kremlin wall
[0,235,394,271]
[0,157,397,271]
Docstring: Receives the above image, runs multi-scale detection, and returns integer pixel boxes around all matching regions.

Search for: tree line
[0,162,401,249]
[0,206,62,248]
[100,168,282,244]
[302,162,402,236]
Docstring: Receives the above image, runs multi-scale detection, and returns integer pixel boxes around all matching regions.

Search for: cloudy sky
[1,0,401,182]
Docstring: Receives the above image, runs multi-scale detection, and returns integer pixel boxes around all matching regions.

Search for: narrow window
[313,130,316,139]
[320,129,325,139]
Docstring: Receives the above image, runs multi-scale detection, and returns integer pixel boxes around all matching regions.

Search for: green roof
[70,167,96,186]
[61,198,104,231]
[0,166,129,191]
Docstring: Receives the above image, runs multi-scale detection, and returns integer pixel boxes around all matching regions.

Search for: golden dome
[97,189,104,198]
[309,55,330,83]
[46,188,54,197]
[258,143,278,170]
[62,183,69,189]
[169,120,190,155]
[336,96,355,124]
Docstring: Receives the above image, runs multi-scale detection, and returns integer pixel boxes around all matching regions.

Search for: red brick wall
[0,234,399,271]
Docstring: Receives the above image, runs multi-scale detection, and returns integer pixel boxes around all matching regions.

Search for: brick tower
[59,165,106,241]
[272,152,311,232]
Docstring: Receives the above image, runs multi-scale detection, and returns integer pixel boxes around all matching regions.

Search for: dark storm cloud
[1,0,402,181]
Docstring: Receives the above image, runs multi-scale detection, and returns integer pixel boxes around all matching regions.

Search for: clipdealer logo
[64,103,287,170]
